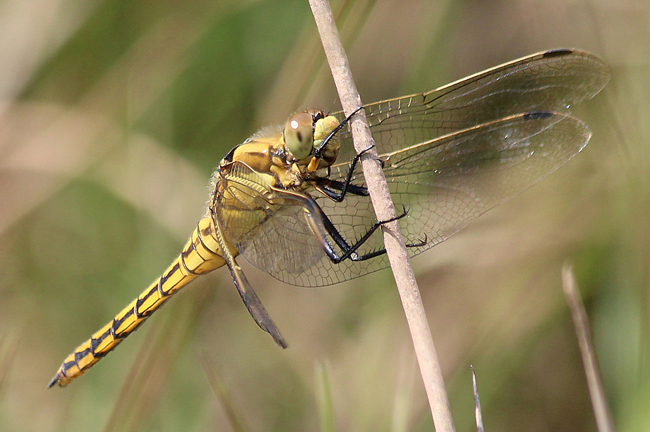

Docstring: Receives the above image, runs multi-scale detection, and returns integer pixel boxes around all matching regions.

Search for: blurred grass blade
[315,361,336,432]
[391,350,416,432]
[201,351,250,432]
[470,365,484,432]
[562,263,616,432]
[0,334,16,396]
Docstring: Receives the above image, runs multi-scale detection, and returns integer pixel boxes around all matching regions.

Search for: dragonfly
[48,48,609,388]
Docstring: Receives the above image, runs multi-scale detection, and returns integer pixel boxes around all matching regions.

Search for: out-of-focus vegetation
[0,0,646,431]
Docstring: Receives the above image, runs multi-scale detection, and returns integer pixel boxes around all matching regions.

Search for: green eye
[284,112,314,159]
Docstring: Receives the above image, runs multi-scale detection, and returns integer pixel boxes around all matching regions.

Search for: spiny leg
[313,145,379,202]
[297,191,417,264]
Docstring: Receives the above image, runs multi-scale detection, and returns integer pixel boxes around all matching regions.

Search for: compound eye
[284,112,314,160]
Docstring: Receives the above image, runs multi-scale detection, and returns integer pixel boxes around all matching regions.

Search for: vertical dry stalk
[562,263,616,432]
[308,1,455,430]
[471,365,485,432]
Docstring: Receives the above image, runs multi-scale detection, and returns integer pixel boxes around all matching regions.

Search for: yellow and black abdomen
[48,216,230,388]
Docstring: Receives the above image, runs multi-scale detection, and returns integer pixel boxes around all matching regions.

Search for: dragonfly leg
[302,194,412,264]
[333,211,427,262]
[288,185,423,268]
[314,106,364,158]
[312,144,379,202]
[313,178,368,201]
[328,205,411,263]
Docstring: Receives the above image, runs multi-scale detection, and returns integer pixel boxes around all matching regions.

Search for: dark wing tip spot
[542,48,574,58]
[523,111,555,120]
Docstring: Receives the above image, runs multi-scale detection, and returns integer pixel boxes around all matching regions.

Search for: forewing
[221,113,591,287]
[380,112,590,254]
[298,112,591,286]
[334,49,609,163]
[218,50,608,287]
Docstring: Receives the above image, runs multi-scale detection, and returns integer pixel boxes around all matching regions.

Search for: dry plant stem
[562,263,616,432]
[470,366,484,432]
[200,352,249,432]
[308,1,455,430]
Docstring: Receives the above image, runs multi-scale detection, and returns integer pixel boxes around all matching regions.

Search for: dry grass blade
[200,352,250,432]
[470,366,484,432]
[562,263,616,432]
[315,361,336,432]
[0,334,15,396]
[308,0,455,431]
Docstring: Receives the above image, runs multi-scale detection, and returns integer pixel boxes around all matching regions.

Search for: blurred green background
[0,0,647,431]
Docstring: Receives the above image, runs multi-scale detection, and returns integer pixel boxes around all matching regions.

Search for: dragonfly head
[283,110,340,169]
[284,111,315,160]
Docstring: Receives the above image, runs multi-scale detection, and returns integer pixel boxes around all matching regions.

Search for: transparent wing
[222,49,608,287]
[214,161,330,279]
[254,112,591,287]
[333,49,609,163]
